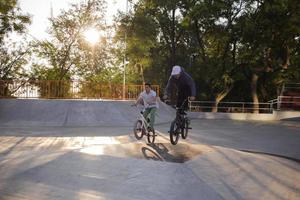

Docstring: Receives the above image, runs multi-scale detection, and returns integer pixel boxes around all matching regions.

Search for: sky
[18,0,128,40]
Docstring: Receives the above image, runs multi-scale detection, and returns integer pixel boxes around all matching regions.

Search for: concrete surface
[0,99,300,200]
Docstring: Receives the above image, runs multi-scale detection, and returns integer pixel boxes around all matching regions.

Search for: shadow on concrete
[142,143,198,163]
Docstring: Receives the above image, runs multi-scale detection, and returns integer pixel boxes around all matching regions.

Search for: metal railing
[0,80,159,100]
[1,80,299,112]
[188,100,273,113]
[188,95,300,113]
[282,83,300,91]
[269,96,300,111]
[276,82,300,110]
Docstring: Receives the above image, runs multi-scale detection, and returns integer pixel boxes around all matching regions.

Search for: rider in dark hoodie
[163,65,196,110]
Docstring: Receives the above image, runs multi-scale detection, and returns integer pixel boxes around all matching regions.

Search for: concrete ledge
[0,99,175,127]
[188,111,300,121]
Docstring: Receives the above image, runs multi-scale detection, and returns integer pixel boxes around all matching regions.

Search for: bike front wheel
[147,127,155,144]
[181,118,189,139]
[170,120,180,145]
[133,120,144,140]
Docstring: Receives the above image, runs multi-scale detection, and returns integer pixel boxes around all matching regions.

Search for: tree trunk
[282,44,289,69]
[0,82,9,97]
[251,73,259,113]
[212,85,233,112]
[170,8,176,66]
[212,98,221,113]
[140,64,145,88]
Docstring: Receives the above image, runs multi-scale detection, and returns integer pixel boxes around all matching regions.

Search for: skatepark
[2,0,300,199]
[0,99,299,200]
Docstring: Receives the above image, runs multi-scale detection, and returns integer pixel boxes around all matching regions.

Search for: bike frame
[133,106,156,143]
[175,99,189,121]
[137,111,150,131]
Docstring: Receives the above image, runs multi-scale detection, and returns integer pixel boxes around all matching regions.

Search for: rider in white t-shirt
[132,82,158,129]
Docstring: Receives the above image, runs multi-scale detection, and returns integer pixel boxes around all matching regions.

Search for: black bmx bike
[169,99,191,145]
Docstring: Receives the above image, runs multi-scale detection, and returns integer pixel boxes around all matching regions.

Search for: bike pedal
[188,127,192,129]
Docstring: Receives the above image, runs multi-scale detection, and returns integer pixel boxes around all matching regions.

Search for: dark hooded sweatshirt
[164,67,196,108]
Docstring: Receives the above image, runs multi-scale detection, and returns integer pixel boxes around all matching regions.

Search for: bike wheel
[133,120,143,140]
[147,127,155,144]
[170,120,180,145]
[181,118,189,139]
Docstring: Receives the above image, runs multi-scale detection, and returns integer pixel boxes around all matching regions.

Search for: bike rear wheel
[170,120,180,145]
[147,127,155,144]
[181,118,189,139]
[133,120,144,140]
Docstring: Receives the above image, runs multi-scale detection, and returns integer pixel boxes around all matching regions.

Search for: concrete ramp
[0,99,175,127]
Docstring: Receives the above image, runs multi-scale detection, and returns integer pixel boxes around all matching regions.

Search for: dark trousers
[177,87,191,110]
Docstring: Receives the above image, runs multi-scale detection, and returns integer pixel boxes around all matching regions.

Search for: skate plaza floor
[0,99,299,200]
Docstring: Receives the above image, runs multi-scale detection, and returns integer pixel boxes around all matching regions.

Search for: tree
[114,1,159,85]
[113,0,300,109]
[0,40,32,97]
[181,0,249,111]
[32,0,109,97]
[0,0,31,44]
[236,0,300,112]
[34,0,106,80]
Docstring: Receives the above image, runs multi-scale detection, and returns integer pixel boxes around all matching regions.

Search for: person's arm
[185,73,196,97]
[132,93,143,106]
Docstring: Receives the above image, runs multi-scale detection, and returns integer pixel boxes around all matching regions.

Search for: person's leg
[143,108,150,122]
[148,107,157,129]
[177,93,189,114]
[182,95,189,111]
[178,85,191,110]
[176,93,185,108]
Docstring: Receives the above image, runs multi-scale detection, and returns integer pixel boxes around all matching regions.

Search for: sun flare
[83,28,99,45]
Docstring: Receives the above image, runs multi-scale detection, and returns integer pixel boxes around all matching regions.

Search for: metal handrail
[190,105,272,110]
[188,100,273,113]
[188,94,300,113]
[0,80,160,100]
[278,96,300,99]
[191,100,271,105]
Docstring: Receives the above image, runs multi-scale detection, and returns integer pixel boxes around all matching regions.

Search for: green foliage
[113,0,300,104]
[0,40,32,97]
[30,0,115,97]
[3,0,300,102]
[0,0,31,44]
[0,40,31,80]
[31,0,110,81]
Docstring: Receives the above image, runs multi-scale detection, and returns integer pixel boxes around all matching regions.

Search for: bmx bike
[169,99,191,145]
[133,107,156,144]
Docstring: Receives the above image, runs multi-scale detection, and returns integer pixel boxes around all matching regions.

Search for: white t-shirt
[139,90,158,108]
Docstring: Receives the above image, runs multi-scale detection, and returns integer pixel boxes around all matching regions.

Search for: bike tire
[147,127,155,144]
[170,120,180,145]
[133,120,143,140]
[181,119,189,139]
